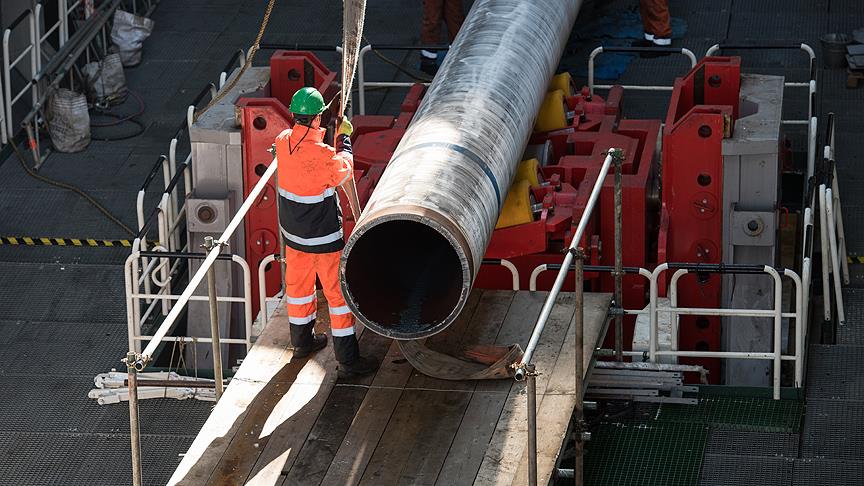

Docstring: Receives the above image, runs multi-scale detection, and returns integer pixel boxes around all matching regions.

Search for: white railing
[124,243,254,354]
[821,183,847,327]
[654,264,804,395]
[587,46,698,97]
[527,261,805,397]
[3,8,38,141]
[123,155,277,485]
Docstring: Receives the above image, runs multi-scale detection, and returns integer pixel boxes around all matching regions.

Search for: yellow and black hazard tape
[0,236,133,247]
[849,255,864,264]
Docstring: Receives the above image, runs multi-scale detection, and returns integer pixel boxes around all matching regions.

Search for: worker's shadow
[172,348,326,485]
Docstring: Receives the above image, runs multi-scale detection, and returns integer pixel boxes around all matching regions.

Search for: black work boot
[291,323,328,359]
[420,56,438,76]
[333,335,379,377]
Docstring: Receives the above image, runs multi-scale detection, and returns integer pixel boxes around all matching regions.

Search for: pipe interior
[344,220,464,336]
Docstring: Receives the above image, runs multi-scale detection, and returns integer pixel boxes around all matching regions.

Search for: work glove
[338,118,353,137]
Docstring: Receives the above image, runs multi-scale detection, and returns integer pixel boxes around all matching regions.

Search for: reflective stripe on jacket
[275,125,353,254]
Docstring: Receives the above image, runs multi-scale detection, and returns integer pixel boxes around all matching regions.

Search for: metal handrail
[514,149,620,379]
[529,261,805,394]
[2,8,37,141]
[123,160,276,485]
[135,159,276,362]
[656,263,802,399]
[481,258,520,291]
[124,249,253,351]
[514,149,623,486]
[587,46,697,97]
[705,42,816,87]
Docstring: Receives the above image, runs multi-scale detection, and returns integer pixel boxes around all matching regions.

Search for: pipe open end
[341,214,472,340]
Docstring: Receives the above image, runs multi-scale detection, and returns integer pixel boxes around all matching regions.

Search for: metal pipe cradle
[341,0,584,339]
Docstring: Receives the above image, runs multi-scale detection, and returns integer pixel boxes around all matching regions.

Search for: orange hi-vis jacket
[274,125,353,254]
[275,124,356,335]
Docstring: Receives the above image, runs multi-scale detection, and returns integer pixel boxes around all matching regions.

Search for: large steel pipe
[341,0,583,339]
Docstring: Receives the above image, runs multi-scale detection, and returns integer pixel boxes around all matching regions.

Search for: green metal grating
[654,387,804,433]
[584,422,708,486]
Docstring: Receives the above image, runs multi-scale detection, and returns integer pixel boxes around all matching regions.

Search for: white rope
[340,0,367,115]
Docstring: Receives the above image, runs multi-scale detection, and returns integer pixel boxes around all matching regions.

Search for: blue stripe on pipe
[391,142,502,208]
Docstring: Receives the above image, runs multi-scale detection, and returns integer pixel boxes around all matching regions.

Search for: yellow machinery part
[548,72,573,96]
[496,179,533,229]
[535,89,568,132]
[514,158,540,186]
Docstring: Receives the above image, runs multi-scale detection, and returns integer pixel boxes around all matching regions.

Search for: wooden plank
[243,297,362,485]
[319,290,485,486]
[172,290,610,486]
[426,290,485,352]
[435,291,554,486]
[472,292,579,486]
[279,330,393,485]
[383,290,516,486]
[319,341,414,485]
[168,304,297,486]
[512,292,612,485]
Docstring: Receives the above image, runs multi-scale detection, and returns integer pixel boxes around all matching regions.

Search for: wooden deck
[169,289,611,486]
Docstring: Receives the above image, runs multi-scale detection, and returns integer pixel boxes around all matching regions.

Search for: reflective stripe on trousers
[283,246,355,331]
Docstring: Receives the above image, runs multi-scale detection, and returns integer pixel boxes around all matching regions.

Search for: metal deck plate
[838,289,864,344]
[806,345,864,399]
[792,458,864,486]
[0,245,130,265]
[655,388,804,433]
[585,422,708,486]
[0,431,194,486]
[0,262,126,323]
[0,320,126,375]
[0,189,142,238]
[801,399,864,460]
[699,454,793,486]
[0,375,210,435]
[704,429,799,457]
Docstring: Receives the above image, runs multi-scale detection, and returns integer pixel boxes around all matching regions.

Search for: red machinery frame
[659,56,741,381]
[236,52,751,380]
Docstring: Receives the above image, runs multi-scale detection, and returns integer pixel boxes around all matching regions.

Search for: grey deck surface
[168,290,611,486]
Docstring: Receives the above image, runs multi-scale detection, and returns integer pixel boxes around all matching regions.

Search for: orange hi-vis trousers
[284,246,355,336]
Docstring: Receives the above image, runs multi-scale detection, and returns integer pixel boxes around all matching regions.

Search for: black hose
[89,89,147,141]
[10,135,136,236]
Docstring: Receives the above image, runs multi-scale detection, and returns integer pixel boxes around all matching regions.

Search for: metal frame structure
[124,157,277,486]
[513,149,622,486]
[512,146,807,485]
[123,246,254,354]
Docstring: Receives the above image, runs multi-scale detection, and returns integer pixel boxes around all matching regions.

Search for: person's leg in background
[315,251,379,376]
[284,246,327,357]
[420,0,444,75]
[639,0,672,45]
[443,0,465,43]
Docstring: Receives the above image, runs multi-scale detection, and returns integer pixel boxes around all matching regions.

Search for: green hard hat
[289,87,326,115]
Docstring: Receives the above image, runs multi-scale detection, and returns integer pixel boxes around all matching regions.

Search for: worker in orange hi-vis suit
[273,86,377,377]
